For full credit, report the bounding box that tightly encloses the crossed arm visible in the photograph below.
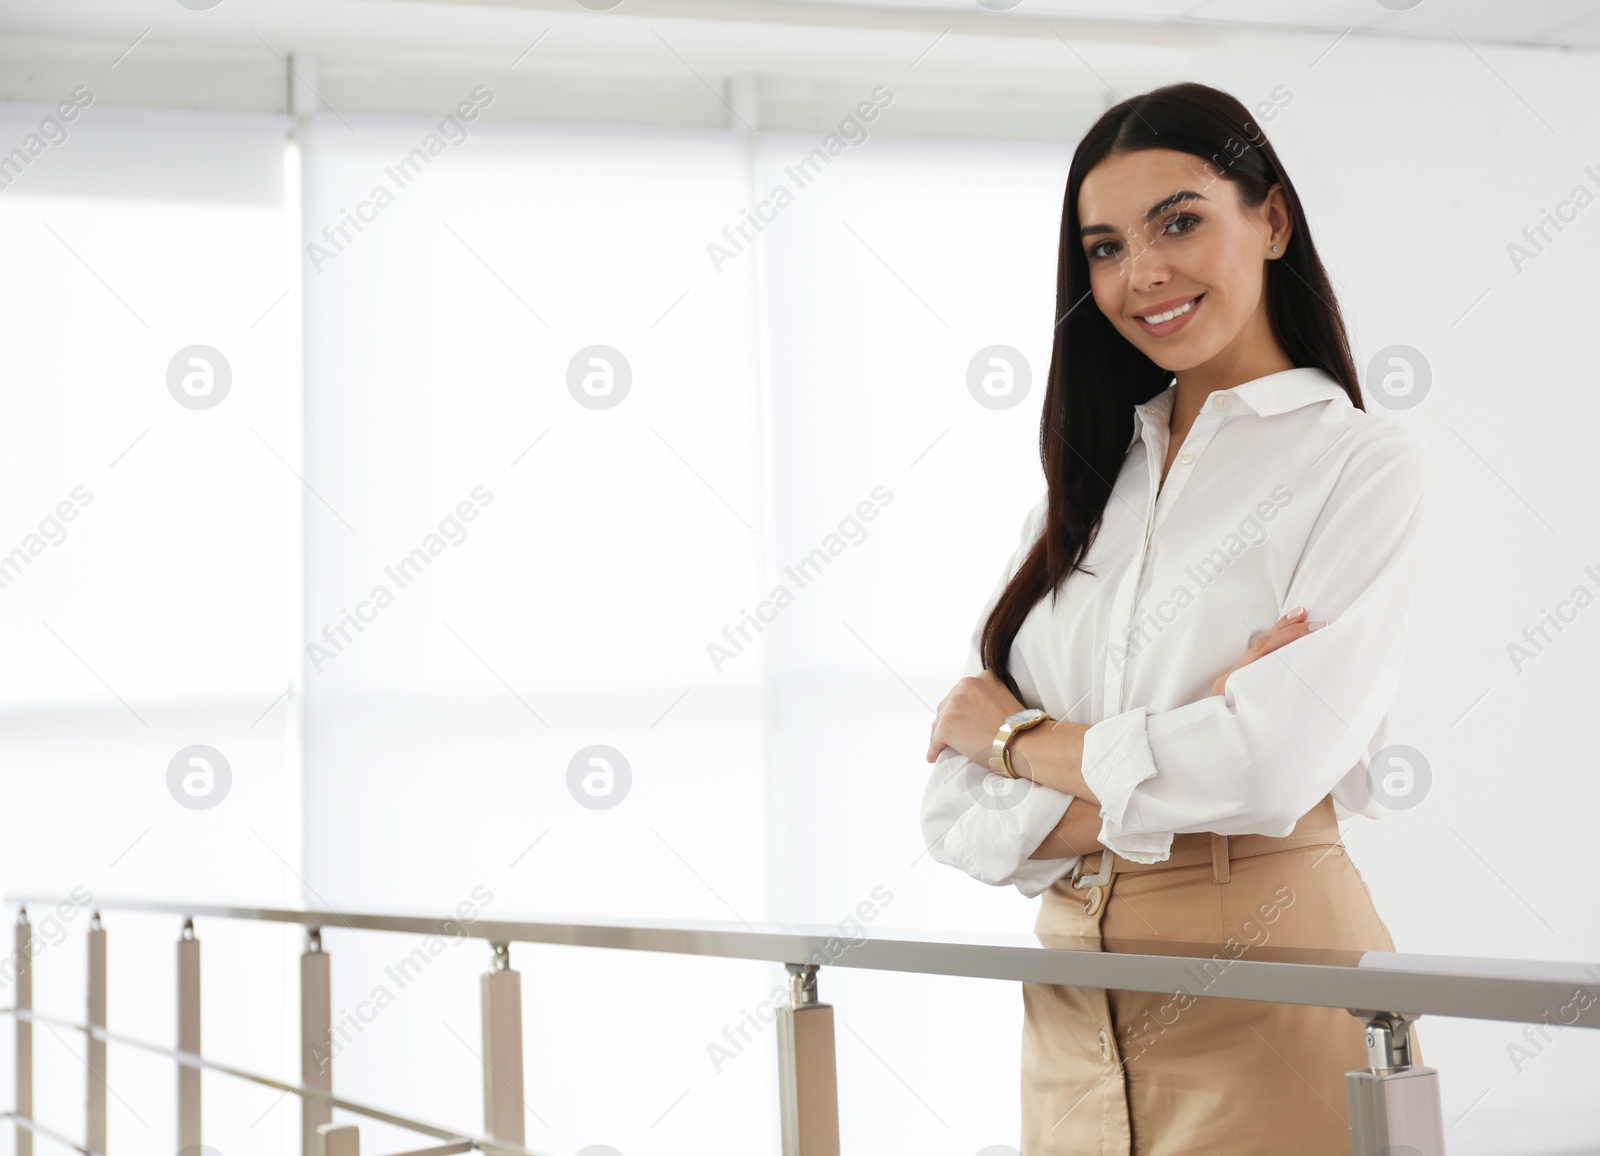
[926,609,1325,862]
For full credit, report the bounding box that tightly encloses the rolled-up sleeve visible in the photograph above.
[921,747,1079,897]
[1080,430,1435,863]
[918,495,1082,897]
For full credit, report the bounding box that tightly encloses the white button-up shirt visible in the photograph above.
[919,366,1435,897]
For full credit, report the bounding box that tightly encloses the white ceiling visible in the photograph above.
[0,0,1594,138]
[4,0,1600,57]
[3,0,1600,49]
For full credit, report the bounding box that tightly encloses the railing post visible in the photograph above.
[776,963,840,1156]
[302,928,333,1156]
[87,912,107,1156]
[317,1122,359,1156]
[1345,1009,1445,1156]
[14,908,32,1156]
[479,941,525,1145]
[177,918,202,1153]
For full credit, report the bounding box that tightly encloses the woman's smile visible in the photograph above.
[1133,291,1205,337]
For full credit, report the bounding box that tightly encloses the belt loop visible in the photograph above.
[1072,850,1115,889]
[1210,833,1230,884]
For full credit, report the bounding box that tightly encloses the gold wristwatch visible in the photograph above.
[990,707,1052,779]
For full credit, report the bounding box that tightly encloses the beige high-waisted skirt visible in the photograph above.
[1021,793,1420,1155]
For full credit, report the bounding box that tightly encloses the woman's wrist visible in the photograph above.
[1009,719,1095,802]
[1027,795,1105,861]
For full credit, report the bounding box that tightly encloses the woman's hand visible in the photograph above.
[1211,606,1327,698]
[926,670,1024,766]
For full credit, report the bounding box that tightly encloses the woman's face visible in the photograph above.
[1076,148,1289,373]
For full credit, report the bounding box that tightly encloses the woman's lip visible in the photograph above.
[1134,292,1204,336]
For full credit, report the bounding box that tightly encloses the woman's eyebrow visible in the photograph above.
[1080,190,1209,238]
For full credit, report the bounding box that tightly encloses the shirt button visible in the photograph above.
[1179,450,1194,466]
[1098,1029,1111,1060]
[1213,394,1229,410]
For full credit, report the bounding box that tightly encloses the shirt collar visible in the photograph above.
[1128,366,1352,451]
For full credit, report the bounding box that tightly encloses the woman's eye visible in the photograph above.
[1085,215,1197,260]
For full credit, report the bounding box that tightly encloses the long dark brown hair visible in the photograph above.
[981,81,1365,698]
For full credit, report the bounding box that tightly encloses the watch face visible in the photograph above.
[1008,708,1045,725]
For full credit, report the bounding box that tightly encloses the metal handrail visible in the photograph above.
[8,895,1599,1156]
[5,1111,100,1156]
[12,896,1597,1028]
[2,1008,529,1156]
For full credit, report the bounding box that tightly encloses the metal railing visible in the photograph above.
[5,896,1598,1156]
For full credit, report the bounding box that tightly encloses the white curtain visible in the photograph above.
[293,113,1067,1153]
[0,105,300,1156]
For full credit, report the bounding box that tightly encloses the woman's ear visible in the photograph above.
[1263,183,1293,256]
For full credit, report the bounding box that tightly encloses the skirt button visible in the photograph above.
[1098,1029,1111,1061]
[1082,884,1104,916]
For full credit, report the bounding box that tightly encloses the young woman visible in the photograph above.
[919,81,1434,1154]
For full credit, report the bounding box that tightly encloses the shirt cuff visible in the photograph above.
[1080,706,1171,863]
[1006,856,1081,899]
[940,775,1079,896]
